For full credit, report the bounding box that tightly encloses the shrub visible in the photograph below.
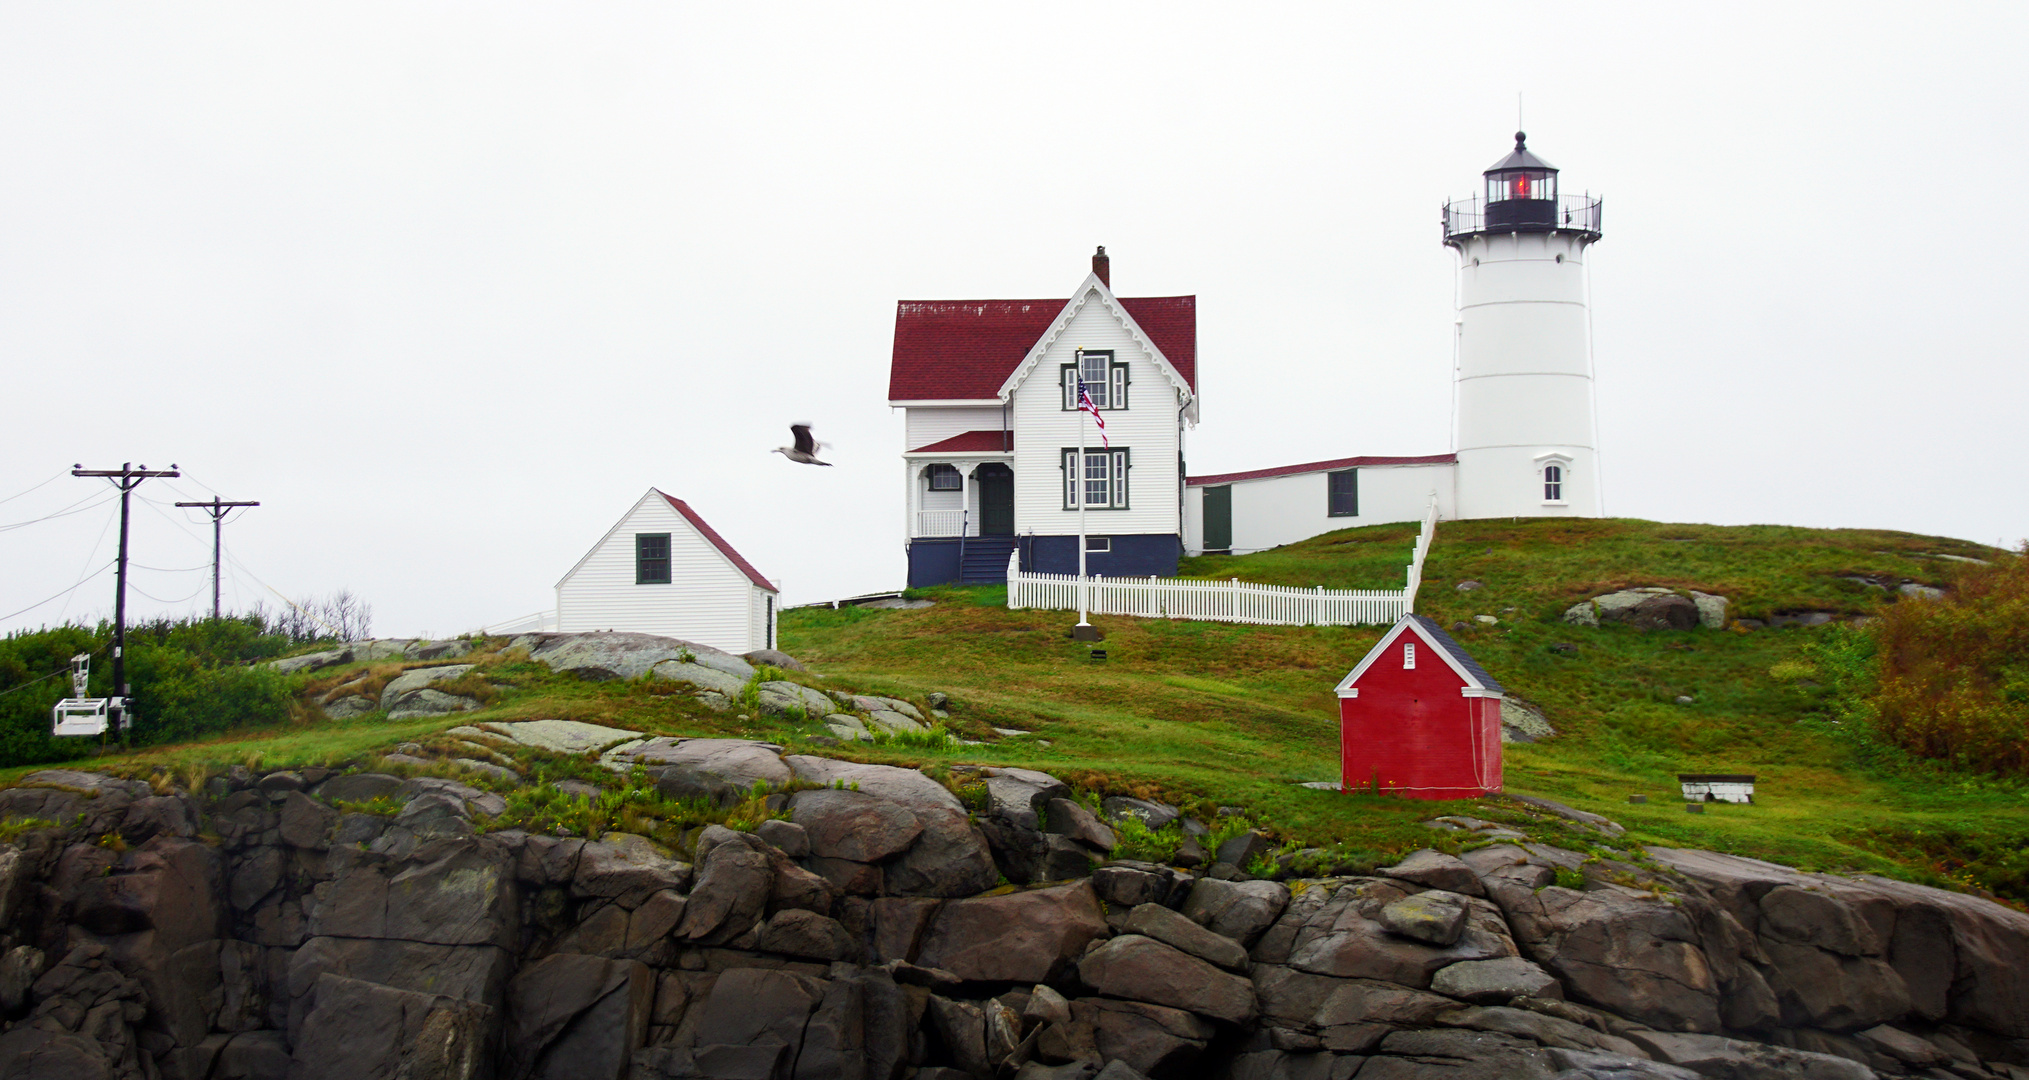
[1866,551,2029,774]
[0,618,296,766]
[1110,814,1181,863]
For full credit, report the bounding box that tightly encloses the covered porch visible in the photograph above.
[902,451,1015,539]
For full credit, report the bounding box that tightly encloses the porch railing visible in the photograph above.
[915,511,975,538]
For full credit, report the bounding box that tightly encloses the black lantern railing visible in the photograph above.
[1442,193,1602,243]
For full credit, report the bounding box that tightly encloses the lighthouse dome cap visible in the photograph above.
[1485,131,1557,175]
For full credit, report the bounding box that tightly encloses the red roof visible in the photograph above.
[1187,454,1457,487]
[888,295,1197,402]
[908,430,1013,454]
[656,490,776,592]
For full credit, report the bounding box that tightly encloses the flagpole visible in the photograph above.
[1076,365,1090,629]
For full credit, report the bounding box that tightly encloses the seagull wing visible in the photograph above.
[790,424,816,455]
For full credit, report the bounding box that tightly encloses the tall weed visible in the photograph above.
[1867,550,2029,774]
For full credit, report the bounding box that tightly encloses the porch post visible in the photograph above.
[958,465,971,538]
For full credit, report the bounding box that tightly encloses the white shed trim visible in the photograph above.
[1335,615,1499,698]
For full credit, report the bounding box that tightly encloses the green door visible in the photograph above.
[977,464,1015,536]
[1203,485,1232,551]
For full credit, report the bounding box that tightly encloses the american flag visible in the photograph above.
[1078,383,1108,448]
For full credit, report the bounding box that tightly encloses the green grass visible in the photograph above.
[776,517,2029,901]
[5,516,2024,903]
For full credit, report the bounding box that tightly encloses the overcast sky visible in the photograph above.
[3,4,2024,637]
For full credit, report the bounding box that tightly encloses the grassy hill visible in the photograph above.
[4,516,2024,904]
[777,518,2029,900]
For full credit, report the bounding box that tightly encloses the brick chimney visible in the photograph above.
[1091,246,1110,288]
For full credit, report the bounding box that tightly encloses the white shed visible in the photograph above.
[555,489,779,654]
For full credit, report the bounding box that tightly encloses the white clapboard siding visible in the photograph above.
[906,406,1004,448]
[1185,462,1457,555]
[556,489,775,654]
[1011,288,1186,535]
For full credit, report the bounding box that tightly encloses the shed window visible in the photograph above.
[1328,469,1359,517]
[1543,464,1564,503]
[927,464,961,491]
[1403,642,1416,669]
[635,533,671,585]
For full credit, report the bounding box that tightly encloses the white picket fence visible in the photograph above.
[1007,497,1438,628]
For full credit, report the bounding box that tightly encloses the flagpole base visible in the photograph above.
[1069,623,1104,642]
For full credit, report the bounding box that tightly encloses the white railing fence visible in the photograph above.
[1007,495,1439,628]
[479,610,559,635]
[915,510,973,538]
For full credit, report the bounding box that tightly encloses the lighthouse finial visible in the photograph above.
[1515,130,1527,152]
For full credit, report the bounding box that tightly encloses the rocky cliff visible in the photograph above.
[3,745,2027,1080]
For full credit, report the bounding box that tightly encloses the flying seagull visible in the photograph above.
[773,424,832,466]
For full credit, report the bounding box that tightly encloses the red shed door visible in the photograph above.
[1341,635,1489,798]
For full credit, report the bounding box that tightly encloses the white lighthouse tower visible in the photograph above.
[1445,132,1604,519]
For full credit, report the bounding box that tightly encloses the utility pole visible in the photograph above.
[175,496,259,619]
[72,462,179,738]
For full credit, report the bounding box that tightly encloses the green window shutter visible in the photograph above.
[1062,449,1078,508]
[1111,450,1129,508]
[1109,364,1127,410]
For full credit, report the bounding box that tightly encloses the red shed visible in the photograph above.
[1335,614,1505,799]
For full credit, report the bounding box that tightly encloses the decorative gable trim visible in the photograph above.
[995,274,1198,423]
[1334,615,1501,698]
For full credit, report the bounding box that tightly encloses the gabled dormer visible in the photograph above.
[887,248,1197,416]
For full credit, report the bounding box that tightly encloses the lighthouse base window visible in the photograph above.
[1543,464,1565,503]
[1061,448,1131,509]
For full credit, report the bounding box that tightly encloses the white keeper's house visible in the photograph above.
[1182,131,1606,555]
[554,488,780,653]
[888,248,1198,587]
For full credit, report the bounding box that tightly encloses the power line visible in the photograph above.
[58,504,121,625]
[175,495,259,619]
[0,642,110,700]
[0,492,119,533]
[0,668,68,700]
[129,562,210,573]
[128,580,209,605]
[0,560,115,623]
[0,472,64,508]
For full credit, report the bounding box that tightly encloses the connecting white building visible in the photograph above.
[1183,132,1604,555]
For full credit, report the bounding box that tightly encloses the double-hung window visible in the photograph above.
[1061,448,1130,509]
[1328,469,1359,517]
[1061,350,1127,411]
[635,533,671,584]
[926,464,961,491]
[1543,464,1564,503]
